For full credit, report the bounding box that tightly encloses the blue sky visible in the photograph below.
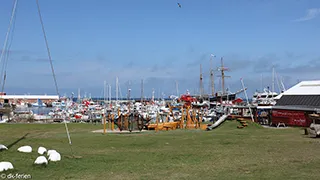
[0,0,320,98]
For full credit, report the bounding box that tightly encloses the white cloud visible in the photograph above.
[293,8,320,22]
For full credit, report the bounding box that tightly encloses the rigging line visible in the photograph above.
[36,0,74,157]
[0,0,18,89]
[0,1,18,84]
[1,5,18,93]
[35,0,60,96]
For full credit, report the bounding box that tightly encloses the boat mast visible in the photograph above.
[260,74,263,92]
[77,88,81,103]
[127,81,131,101]
[210,54,215,96]
[109,84,111,103]
[103,80,106,102]
[141,79,144,102]
[218,57,230,95]
[116,77,119,102]
[280,76,286,92]
[272,66,275,99]
[199,64,204,98]
[221,58,225,94]
[127,81,131,112]
[240,78,254,122]
[175,80,179,97]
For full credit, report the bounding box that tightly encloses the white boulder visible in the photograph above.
[0,144,8,150]
[0,162,14,172]
[48,152,61,162]
[17,145,32,153]
[34,156,48,165]
[47,150,57,156]
[37,147,47,155]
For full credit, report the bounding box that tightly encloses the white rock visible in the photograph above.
[47,150,57,156]
[48,152,61,162]
[37,147,47,155]
[0,144,8,150]
[0,162,14,172]
[34,156,48,165]
[17,145,32,153]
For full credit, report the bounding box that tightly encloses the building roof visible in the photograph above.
[273,80,320,109]
[0,95,59,100]
[281,80,320,95]
[275,95,320,107]
[272,105,320,112]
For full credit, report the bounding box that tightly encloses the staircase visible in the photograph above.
[237,118,248,129]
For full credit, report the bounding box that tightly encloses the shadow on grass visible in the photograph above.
[7,133,29,149]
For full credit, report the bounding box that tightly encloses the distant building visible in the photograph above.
[0,94,59,103]
[272,80,320,127]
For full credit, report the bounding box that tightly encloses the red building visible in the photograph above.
[271,81,320,127]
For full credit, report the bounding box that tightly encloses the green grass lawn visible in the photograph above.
[1,121,320,180]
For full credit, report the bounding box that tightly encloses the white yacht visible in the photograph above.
[252,88,278,105]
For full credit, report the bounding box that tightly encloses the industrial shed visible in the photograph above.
[272,80,320,127]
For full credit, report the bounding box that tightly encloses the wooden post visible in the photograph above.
[156,112,159,132]
[180,106,184,129]
[192,109,196,128]
[108,113,111,129]
[186,106,191,129]
[111,114,114,131]
[199,109,203,128]
[126,114,129,130]
[103,114,106,134]
[117,108,121,131]
[166,113,169,122]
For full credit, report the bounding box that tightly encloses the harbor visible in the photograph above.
[1,59,319,136]
[1,1,320,179]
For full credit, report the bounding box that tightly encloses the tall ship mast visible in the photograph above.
[209,57,245,102]
[210,54,215,96]
[199,64,204,98]
[218,57,230,95]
